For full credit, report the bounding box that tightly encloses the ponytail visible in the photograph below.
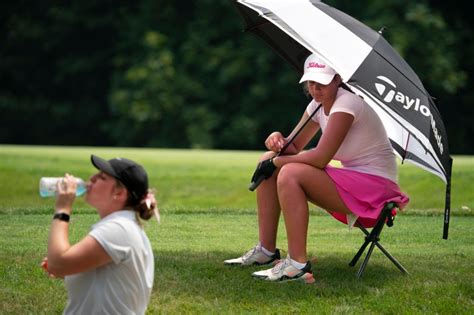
[126,189,159,223]
[134,199,155,221]
[115,179,159,224]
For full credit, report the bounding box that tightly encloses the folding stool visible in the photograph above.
[349,201,409,278]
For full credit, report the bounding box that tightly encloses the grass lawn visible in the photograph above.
[0,145,473,314]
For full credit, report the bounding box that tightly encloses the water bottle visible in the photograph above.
[39,177,87,197]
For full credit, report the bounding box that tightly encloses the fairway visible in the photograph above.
[0,145,473,314]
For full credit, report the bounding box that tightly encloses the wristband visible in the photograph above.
[53,212,70,222]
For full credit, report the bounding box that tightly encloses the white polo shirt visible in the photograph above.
[64,210,154,315]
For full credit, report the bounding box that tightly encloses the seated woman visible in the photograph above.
[224,54,409,283]
[42,155,158,313]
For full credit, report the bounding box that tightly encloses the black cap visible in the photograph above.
[91,155,148,201]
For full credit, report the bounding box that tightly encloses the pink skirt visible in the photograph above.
[324,165,409,228]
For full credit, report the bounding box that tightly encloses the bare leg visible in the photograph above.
[256,152,281,252]
[277,163,351,263]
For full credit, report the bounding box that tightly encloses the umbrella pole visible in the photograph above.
[277,104,322,156]
[248,104,321,191]
[443,157,453,239]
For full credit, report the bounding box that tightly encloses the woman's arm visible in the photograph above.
[47,234,112,278]
[46,174,112,278]
[282,111,320,154]
[274,111,354,168]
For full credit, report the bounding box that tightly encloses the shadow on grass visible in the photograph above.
[152,249,407,306]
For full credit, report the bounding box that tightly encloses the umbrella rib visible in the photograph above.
[402,133,411,163]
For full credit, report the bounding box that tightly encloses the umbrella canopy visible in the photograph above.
[234,0,453,238]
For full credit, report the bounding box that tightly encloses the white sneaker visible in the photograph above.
[224,245,281,266]
[252,257,315,283]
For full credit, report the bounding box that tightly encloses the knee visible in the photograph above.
[277,163,300,188]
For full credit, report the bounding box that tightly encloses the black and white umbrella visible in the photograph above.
[234,0,453,238]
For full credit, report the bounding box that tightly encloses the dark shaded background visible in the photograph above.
[1,0,472,153]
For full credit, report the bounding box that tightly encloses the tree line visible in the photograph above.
[1,0,472,153]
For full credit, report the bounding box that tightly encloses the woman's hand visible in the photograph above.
[55,173,77,215]
[40,257,62,279]
[265,132,287,153]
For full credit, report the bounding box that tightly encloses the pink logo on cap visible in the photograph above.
[307,62,326,69]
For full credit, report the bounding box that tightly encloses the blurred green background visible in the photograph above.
[1,145,472,214]
[1,0,473,153]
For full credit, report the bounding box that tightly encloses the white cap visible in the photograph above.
[299,54,337,85]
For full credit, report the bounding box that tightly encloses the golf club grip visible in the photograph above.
[248,104,321,191]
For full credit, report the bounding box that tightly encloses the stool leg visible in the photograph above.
[349,202,408,277]
[349,238,370,267]
[356,241,377,278]
[373,242,409,274]
[349,225,373,267]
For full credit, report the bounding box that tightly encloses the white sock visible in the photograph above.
[258,242,275,256]
[290,258,307,270]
